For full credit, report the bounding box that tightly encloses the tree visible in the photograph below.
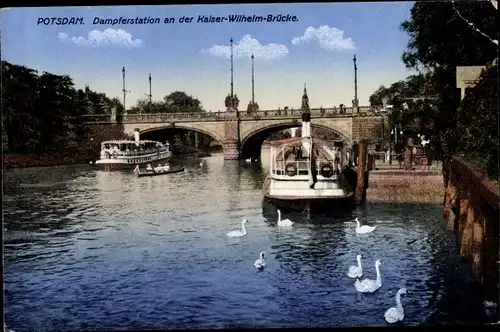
[1,62,41,152]
[401,2,497,70]
[1,60,121,155]
[164,91,204,112]
[106,97,125,115]
[398,1,498,178]
[454,63,498,178]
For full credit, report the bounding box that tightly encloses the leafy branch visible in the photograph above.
[452,1,498,45]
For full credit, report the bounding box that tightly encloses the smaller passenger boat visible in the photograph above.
[95,130,171,170]
[134,164,185,177]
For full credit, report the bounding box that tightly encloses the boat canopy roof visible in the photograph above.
[101,140,164,144]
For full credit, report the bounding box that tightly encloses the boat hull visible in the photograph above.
[95,155,171,171]
[263,192,355,213]
[262,171,355,213]
[137,167,185,177]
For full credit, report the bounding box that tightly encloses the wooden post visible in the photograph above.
[367,153,374,171]
[404,146,412,170]
[355,139,368,204]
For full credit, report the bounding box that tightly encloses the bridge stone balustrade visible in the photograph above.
[80,107,388,159]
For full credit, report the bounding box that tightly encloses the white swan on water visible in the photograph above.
[227,219,249,237]
[384,288,407,324]
[4,323,15,332]
[254,252,266,269]
[277,209,293,227]
[354,260,382,293]
[347,254,363,278]
[355,217,376,234]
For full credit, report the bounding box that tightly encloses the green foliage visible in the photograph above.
[455,64,498,178]
[1,60,123,154]
[368,72,441,149]
[2,60,209,156]
[129,90,206,113]
[400,2,497,70]
[369,1,498,179]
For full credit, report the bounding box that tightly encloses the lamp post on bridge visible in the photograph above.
[247,53,260,114]
[225,37,240,115]
[146,73,152,113]
[230,37,234,101]
[251,53,255,106]
[353,54,361,142]
[122,66,131,116]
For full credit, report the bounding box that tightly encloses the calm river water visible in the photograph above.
[3,149,486,331]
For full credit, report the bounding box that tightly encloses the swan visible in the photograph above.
[200,160,204,166]
[227,219,249,237]
[355,217,376,234]
[244,158,252,163]
[254,252,266,269]
[384,288,407,324]
[277,209,293,227]
[354,260,382,293]
[347,254,363,278]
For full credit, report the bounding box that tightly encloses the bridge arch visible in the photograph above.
[240,121,353,159]
[138,123,225,145]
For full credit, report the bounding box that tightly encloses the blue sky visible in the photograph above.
[1,3,415,111]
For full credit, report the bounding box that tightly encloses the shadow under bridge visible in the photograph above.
[139,126,223,152]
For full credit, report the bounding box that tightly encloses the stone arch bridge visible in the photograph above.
[82,107,388,159]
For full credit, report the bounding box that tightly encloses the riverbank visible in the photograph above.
[3,148,217,169]
[3,153,94,169]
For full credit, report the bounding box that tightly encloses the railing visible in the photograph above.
[79,106,385,123]
[101,147,169,158]
[368,150,442,172]
[271,159,341,177]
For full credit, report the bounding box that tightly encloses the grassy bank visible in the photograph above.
[3,153,95,169]
[3,146,219,169]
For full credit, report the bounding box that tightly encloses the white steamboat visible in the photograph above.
[95,131,171,170]
[262,112,355,213]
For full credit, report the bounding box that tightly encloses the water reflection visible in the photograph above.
[3,155,487,330]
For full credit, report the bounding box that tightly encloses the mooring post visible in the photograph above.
[367,153,374,171]
[404,146,412,170]
[355,139,368,204]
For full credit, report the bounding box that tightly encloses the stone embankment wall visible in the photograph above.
[366,170,444,204]
[443,157,499,307]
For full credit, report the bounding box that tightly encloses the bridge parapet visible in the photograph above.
[79,106,383,124]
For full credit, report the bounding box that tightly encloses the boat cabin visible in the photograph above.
[100,140,169,159]
[268,137,347,180]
